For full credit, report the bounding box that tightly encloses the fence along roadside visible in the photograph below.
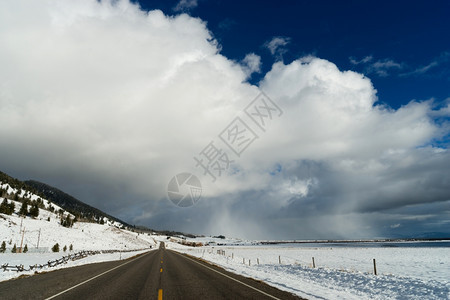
[1,248,149,273]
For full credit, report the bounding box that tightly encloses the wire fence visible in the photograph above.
[182,247,380,275]
[1,248,148,273]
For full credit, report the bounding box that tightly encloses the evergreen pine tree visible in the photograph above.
[0,198,6,214]
[12,243,17,253]
[69,244,73,251]
[8,201,15,215]
[29,203,39,218]
[63,245,67,252]
[0,241,6,253]
[65,215,72,227]
[23,244,28,253]
[0,198,13,214]
[52,243,59,252]
[18,200,28,216]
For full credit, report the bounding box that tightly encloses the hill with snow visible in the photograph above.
[0,180,156,253]
[0,171,163,282]
[0,169,161,256]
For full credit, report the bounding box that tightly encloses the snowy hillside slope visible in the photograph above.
[0,180,159,282]
[0,181,156,252]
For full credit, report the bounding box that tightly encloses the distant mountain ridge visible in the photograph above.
[24,180,130,227]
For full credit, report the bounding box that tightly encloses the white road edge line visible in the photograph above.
[172,251,282,300]
[45,251,152,300]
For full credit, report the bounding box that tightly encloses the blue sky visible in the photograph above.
[137,0,450,109]
[0,0,449,239]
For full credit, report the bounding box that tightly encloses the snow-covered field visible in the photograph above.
[170,242,450,299]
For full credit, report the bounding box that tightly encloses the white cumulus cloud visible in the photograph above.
[0,0,448,239]
[240,53,261,78]
[173,0,198,12]
[264,36,291,60]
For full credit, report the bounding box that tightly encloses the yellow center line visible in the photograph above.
[158,248,164,300]
[158,289,163,300]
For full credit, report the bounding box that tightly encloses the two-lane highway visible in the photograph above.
[0,243,302,299]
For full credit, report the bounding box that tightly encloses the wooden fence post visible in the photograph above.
[312,257,315,268]
[279,255,281,264]
[257,258,259,265]
[373,259,377,275]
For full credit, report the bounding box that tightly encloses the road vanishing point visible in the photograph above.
[0,243,303,299]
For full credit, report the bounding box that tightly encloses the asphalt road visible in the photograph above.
[0,243,303,299]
